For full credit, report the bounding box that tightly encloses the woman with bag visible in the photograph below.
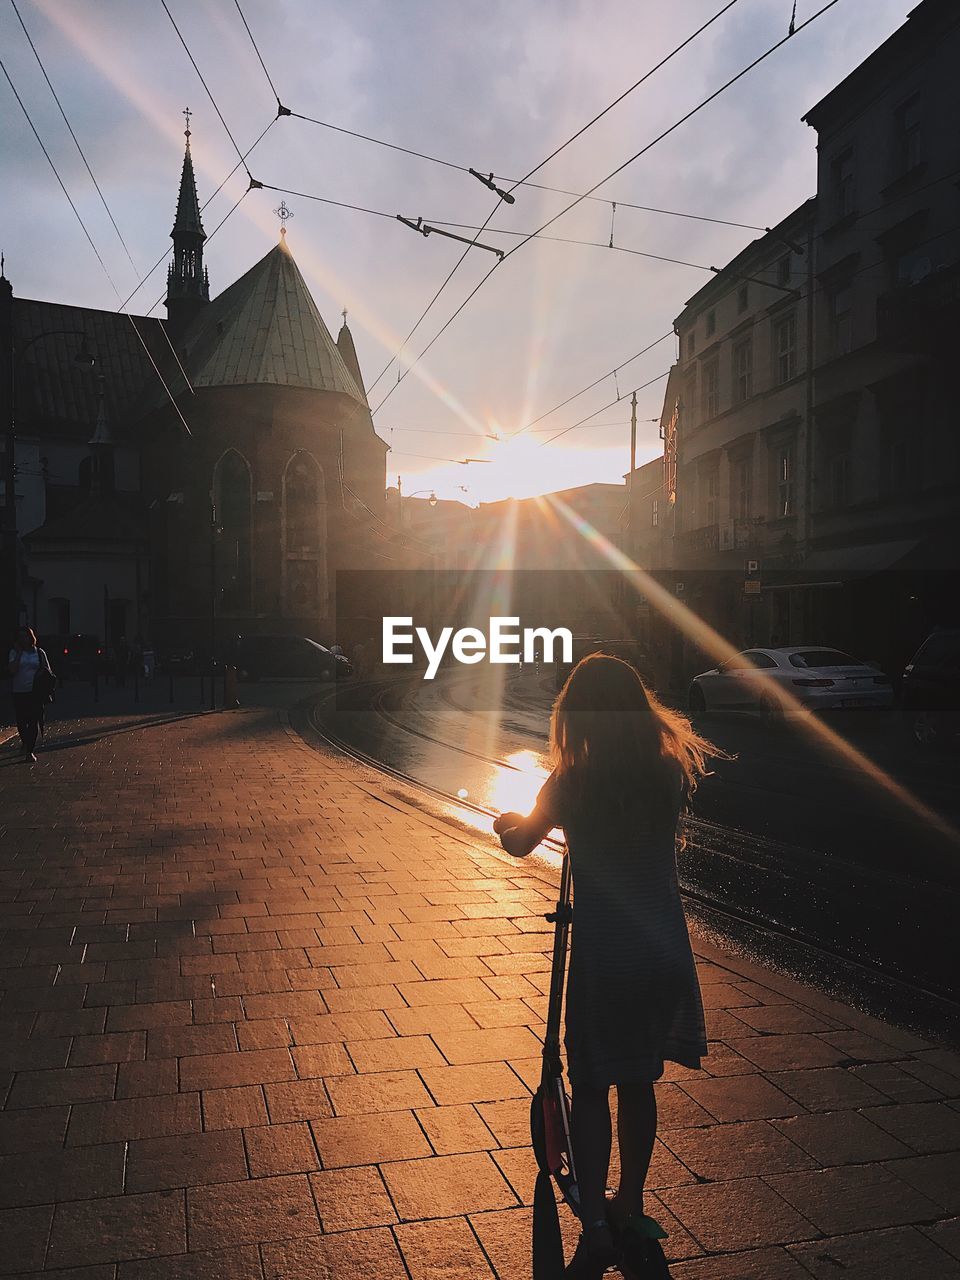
[8,626,54,763]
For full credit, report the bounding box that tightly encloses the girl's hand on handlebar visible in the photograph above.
[493,811,523,835]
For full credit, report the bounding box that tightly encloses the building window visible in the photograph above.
[733,457,752,521]
[774,314,797,384]
[737,284,748,313]
[705,309,716,337]
[829,453,850,508]
[777,445,794,517]
[701,356,720,419]
[733,338,752,403]
[282,451,327,619]
[213,450,252,613]
[685,331,696,359]
[704,471,719,526]
[777,255,791,286]
[651,498,659,528]
[830,286,852,354]
[831,149,855,218]
[894,94,921,173]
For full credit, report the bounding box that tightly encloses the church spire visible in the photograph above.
[165,108,209,334]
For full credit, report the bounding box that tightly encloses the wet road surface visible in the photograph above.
[305,668,960,1042]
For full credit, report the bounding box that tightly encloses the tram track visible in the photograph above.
[300,675,960,1037]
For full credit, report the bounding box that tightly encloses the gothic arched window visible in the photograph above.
[282,451,326,620]
[213,450,252,613]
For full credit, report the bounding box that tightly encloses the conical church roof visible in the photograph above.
[170,236,365,402]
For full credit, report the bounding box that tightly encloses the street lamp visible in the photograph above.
[2,322,96,638]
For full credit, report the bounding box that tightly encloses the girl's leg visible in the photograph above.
[570,1083,613,1225]
[14,695,31,753]
[611,1081,657,1218]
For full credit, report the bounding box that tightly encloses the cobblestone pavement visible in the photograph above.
[1,703,958,1280]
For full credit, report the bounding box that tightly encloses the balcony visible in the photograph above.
[877,260,960,352]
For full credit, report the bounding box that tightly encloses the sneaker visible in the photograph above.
[26,752,38,763]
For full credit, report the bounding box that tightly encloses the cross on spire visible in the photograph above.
[273,200,293,237]
[183,106,192,143]
[342,307,348,326]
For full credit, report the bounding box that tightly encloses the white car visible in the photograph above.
[688,647,894,721]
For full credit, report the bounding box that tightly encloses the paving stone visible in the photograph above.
[766,1067,888,1112]
[68,1092,201,1145]
[386,1004,476,1037]
[244,1121,319,1177]
[395,1216,496,1279]
[308,1165,396,1231]
[0,1104,70,1154]
[772,1110,914,1165]
[469,1205,582,1280]
[0,1142,126,1207]
[657,1178,818,1251]
[420,1061,530,1105]
[46,1190,186,1266]
[681,1075,797,1122]
[126,1129,248,1192]
[861,1100,960,1153]
[396,978,496,1007]
[475,1098,530,1147]
[202,1085,269,1131]
[346,1035,446,1073]
[381,1151,517,1219]
[849,1061,944,1103]
[415,1103,498,1154]
[288,1042,354,1078]
[6,1063,117,1109]
[661,1119,816,1180]
[881,1151,960,1212]
[787,1225,960,1278]
[310,1110,431,1167]
[670,1246,812,1279]
[187,1175,320,1249]
[320,984,405,1014]
[920,1217,960,1262]
[324,1069,433,1117]
[430,1025,542,1065]
[727,1034,850,1072]
[766,1162,943,1233]
[733,1004,838,1035]
[147,1024,238,1059]
[118,1245,265,1280]
[0,1204,54,1273]
[289,1010,394,1044]
[260,1227,408,1280]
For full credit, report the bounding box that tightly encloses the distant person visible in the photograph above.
[494,654,718,1277]
[8,626,54,763]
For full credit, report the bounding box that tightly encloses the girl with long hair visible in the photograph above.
[494,654,717,1277]
[7,626,53,763]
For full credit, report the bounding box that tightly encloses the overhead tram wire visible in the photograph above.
[370,0,839,420]
[231,0,283,109]
[10,0,138,274]
[7,3,195,394]
[118,116,277,314]
[369,0,745,408]
[538,370,673,448]
[498,0,842,267]
[160,0,250,172]
[0,55,192,437]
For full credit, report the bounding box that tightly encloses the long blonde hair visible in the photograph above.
[550,653,717,821]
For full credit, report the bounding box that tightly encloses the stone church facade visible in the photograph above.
[2,126,391,654]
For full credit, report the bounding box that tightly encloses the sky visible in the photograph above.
[1,0,917,504]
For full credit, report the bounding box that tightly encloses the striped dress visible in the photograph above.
[535,769,707,1087]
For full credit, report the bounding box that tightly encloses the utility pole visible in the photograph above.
[628,390,637,554]
[209,494,218,711]
[1,272,17,640]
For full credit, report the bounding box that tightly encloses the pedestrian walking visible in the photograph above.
[494,653,718,1278]
[7,626,54,763]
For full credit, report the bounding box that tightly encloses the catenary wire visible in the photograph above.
[118,116,276,313]
[367,0,745,405]
[0,54,192,435]
[372,0,840,419]
[10,0,138,274]
[231,0,282,107]
[160,0,249,170]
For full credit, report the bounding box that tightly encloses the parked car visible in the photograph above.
[688,646,894,722]
[229,634,352,681]
[901,629,960,749]
[39,633,104,682]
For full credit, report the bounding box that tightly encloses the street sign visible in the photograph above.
[744,579,761,595]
